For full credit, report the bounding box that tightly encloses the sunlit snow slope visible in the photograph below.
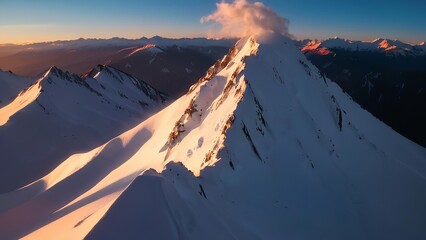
[0,70,33,108]
[0,66,167,193]
[1,36,425,240]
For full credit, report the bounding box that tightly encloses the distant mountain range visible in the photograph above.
[297,37,426,56]
[0,37,235,97]
[0,36,236,57]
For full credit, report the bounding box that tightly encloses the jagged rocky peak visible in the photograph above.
[82,63,168,103]
[97,65,168,102]
[38,67,90,92]
[42,65,82,82]
[161,36,259,173]
[188,36,258,94]
[44,65,64,77]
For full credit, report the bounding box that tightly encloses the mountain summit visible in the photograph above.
[1,36,425,240]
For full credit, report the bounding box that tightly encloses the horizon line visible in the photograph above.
[0,35,424,46]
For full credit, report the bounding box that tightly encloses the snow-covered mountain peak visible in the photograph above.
[301,39,332,55]
[1,63,168,130]
[160,36,259,174]
[81,64,168,103]
[157,35,426,239]
[187,36,256,92]
[41,65,83,85]
[36,66,105,102]
[44,65,64,77]
[378,39,391,48]
[93,65,168,103]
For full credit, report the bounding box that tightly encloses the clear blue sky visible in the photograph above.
[0,0,425,44]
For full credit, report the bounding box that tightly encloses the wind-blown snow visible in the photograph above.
[0,36,425,240]
[201,0,291,39]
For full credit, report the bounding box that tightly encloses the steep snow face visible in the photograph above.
[0,70,33,108]
[0,77,40,126]
[0,66,167,193]
[1,36,426,240]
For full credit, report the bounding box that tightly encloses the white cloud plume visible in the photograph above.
[201,0,292,39]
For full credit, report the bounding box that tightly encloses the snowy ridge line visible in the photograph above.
[300,37,426,56]
[0,64,168,194]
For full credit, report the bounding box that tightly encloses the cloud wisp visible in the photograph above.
[201,0,292,39]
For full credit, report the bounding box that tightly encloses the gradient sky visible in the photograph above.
[0,0,425,44]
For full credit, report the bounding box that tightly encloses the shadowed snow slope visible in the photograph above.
[1,36,425,240]
[0,70,33,108]
[0,66,167,193]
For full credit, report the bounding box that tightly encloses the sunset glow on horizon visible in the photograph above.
[1,0,425,45]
